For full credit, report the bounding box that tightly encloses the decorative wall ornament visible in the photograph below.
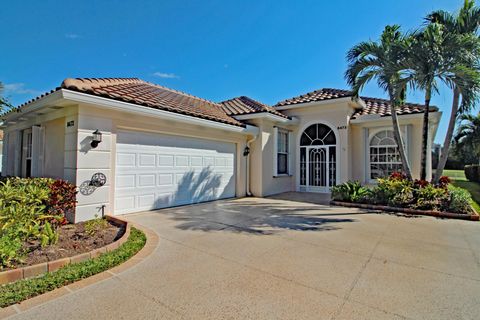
[79,172,107,196]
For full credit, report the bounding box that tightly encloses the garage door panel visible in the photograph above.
[114,131,236,215]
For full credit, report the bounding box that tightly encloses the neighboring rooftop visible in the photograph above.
[61,78,244,126]
[274,88,436,118]
[220,96,288,118]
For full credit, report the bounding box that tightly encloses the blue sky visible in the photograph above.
[0,0,469,143]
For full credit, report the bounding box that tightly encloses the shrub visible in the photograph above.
[437,176,451,189]
[447,186,474,214]
[372,176,414,207]
[47,179,77,225]
[0,177,77,268]
[84,216,109,236]
[413,184,449,211]
[465,165,480,182]
[331,181,370,202]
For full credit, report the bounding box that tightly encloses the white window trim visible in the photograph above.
[366,127,408,183]
[273,127,291,177]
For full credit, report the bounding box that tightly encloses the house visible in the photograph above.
[0,78,441,222]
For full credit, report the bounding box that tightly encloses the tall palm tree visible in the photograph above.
[455,112,480,163]
[345,25,413,179]
[407,22,480,180]
[426,0,480,182]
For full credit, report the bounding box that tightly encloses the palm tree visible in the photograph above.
[406,22,480,180]
[455,112,480,163]
[426,0,480,182]
[345,25,413,179]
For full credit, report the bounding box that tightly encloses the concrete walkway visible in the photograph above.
[8,196,480,319]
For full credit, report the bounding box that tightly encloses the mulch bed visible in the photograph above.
[12,221,125,269]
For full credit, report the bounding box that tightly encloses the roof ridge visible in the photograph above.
[61,77,223,108]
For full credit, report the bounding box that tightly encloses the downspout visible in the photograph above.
[245,134,257,196]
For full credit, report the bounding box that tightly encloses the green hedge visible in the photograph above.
[0,227,146,308]
[465,165,480,183]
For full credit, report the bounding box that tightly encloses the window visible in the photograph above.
[277,129,289,174]
[369,130,402,180]
[22,129,33,177]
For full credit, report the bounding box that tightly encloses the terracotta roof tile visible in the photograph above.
[220,96,288,118]
[274,88,437,118]
[60,78,244,127]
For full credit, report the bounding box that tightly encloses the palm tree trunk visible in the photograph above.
[434,86,460,183]
[390,100,413,180]
[420,90,432,181]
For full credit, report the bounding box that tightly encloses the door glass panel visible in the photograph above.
[309,148,327,187]
[300,148,306,186]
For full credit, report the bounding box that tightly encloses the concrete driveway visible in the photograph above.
[9,195,480,320]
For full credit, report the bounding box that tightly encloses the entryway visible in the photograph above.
[299,123,337,193]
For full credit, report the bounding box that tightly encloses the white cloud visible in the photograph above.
[3,83,40,95]
[65,33,81,39]
[153,72,179,79]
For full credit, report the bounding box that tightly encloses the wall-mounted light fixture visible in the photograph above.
[91,129,102,148]
[243,146,250,156]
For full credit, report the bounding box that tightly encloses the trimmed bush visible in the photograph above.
[465,165,480,182]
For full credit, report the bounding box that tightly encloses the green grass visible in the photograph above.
[443,169,467,181]
[0,227,146,308]
[444,169,480,213]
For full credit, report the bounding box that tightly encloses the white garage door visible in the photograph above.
[114,130,236,215]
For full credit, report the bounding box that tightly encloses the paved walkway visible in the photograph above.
[8,196,480,319]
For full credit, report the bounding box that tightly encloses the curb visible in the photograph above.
[0,221,158,318]
[330,201,480,221]
[0,216,130,285]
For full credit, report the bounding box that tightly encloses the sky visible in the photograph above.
[0,0,471,143]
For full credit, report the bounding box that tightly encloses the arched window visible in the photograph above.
[369,130,402,179]
[300,123,336,146]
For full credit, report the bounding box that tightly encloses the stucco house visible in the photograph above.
[0,78,441,222]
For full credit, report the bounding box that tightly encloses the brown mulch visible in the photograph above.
[13,221,125,268]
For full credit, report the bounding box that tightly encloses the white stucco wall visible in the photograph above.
[73,104,250,222]
[248,118,295,197]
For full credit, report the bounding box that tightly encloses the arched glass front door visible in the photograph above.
[299,123,337,192]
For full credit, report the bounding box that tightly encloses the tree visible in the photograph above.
[0,82,13,113]
[454,112,480,163]
[406,21,480,180]
[345,25,413,179]
[426,0,480,181]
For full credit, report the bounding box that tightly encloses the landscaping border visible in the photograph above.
[0,215,130,285]
[0,222,158,318]
[330,201,480,221]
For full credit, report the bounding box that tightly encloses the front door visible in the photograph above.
[302,146,336,192]
[299,123,337,193]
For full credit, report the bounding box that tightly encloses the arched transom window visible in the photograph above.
[300,123,336,146]
[369,130,402,179]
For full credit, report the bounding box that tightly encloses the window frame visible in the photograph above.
[368,129,403,182]
[274,128,290,176]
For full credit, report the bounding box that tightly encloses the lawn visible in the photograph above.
[444,169,480,213]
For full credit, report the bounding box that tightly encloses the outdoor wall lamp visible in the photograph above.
[91,129,102,148]
[243,146,250,156]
